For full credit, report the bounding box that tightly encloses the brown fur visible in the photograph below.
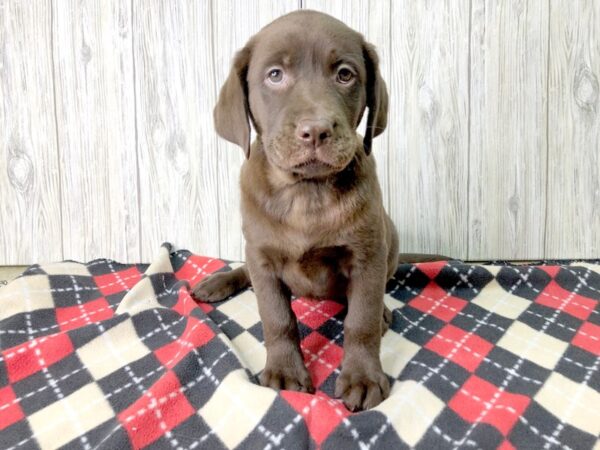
[192,10,448,411]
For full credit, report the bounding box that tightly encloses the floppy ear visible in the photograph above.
[362,42,388,155]
[214,46,252,158]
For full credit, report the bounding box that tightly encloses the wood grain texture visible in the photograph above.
[469,0,549,260]
[546,0,600,258]
[3,1,600,264]
[52,0,139,262]
[388,0,470,259]
[304,0,391,211]
[0,1,62,265]
[134,1,221,261]
[213,0,298,261]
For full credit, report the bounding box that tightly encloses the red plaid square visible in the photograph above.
[55,297,114,331]
[410,283,468,322]
[425,324,493,372]
[118,371,195,448]
[536,280,597,321]
[572,322,600,356]
[293,298,344,329]
[175,256,225,286]
[301,332,343,388]
[173,287,204,316]
[498,439,517,450]
[3,333,74,383]
[0,386,25,430]
[449,375,530,435]
[154,317,215,368]
[94,267,142,296]
[281,391,350,445]
[416,260,447,279]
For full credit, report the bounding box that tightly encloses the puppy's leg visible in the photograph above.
[335,253,390,411]
[192,266,250,302]
[247,256,314,393]
[382,305,392,336]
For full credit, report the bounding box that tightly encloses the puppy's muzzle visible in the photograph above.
[295,119,335,150]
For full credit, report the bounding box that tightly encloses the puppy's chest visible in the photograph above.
[279,185,357,231]
[279,245,353,299]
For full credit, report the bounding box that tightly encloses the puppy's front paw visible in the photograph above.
[260,359,314,393]
[335,362,390,411]
[191,272,236,302]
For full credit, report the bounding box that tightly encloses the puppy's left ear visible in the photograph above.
[362,42,388,155]
[214,45,252,158]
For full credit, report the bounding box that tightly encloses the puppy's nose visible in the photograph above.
[296,119,334,148]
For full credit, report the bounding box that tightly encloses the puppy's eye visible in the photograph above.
[336,67,355,84]
[267,68,284,83]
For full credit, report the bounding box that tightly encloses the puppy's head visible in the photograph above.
[214,10,388,179]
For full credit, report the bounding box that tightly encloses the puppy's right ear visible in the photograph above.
[214,46,252,158]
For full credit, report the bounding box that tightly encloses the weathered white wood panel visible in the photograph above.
[469,0,549,260]
[134,1,222,261]
[213,0,299,261]
[0,1,62,265]
[388,0,470,259]
[304,0,391,211]
[52,0,139,262]
[2,1,600,264]
[546,0,600,258]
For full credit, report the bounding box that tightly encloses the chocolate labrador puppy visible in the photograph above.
[192,10,445,411]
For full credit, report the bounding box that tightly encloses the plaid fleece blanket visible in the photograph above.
[1,244,599,450]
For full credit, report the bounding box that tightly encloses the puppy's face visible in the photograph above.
[214,10,388,179]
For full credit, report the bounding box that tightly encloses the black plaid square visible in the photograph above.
[496,266,553,300]
[450,302,513,344]
[324,410,409,450]
[0,421,38,450]
[399,349,470,403]
[131,309,187,351]
[415,408,482,450]
[239,396,311,450]
[387,264,431,303]
[47,274,101,307]
[97,353,164,414]
[554,345,600,391]
[12,353,93,416]
[171,338,239,410]
[391,305,446,346]
[68,315,127,349]
[146,414,227,450]
[474,346,551,397]
[0,310,59,347]
[434,264,495,301]
[509,401,596,450]
[555,266,600,301]
[519,303,583,342]
[247,321,265,343]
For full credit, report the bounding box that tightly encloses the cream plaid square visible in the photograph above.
[535,372,600,436]
[28,383,114,448]
[0,275,54,321]
[232,331,267,376]
[472,278,531,319]
[497,322,568,369]
[217,290,261,329]
[43,262,92,276]
[76,319,151,379]
[375,380,445,447]
[199,369,277,448]
[381,331,420,378]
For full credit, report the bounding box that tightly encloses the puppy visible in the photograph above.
[193,10,443,411]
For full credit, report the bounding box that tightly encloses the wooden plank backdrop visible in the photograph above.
[1,0,599,264]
